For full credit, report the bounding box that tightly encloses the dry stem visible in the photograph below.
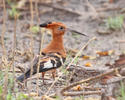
[1,0,6,56]
[61,65,125,96]
[29,0,34,58]
[11,15,17,94]
[28,0,34,95]
[67,37,96,69]
[1,0,7,99]
[43,37,96,96]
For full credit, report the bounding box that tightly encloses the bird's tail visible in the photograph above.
[16,69,31,82]
[17,56,39,82]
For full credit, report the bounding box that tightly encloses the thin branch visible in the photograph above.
[1,0,6,56]
[11,15,17,94]
[36,18,45,96]
[35,0,40,25]
[2,0,7,99]
[60,64,125,96]
[35,0,45,95]
[62,90,102,96]
[29,0,34,59]
[67,37,96,69]
[28,0,34,95]
[43,37,96,96]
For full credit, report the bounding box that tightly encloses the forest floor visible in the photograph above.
[0,0,125,100]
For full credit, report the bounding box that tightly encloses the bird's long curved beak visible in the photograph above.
[40,22,88,37]
[67,28,88,37]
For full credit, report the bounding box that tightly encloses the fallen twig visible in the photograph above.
[69,64,108,73]
[62,90,102,96]
[27,2,82,16]
[61,64,125,96]
[2,70,22,73]
[105,76,125,84]
[67,37,96,69]
[48,87,101,97]
[43,37,96,96]
[96,6,121,12]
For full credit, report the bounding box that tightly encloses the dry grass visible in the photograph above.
[1,0,125,100]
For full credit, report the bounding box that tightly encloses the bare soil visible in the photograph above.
[0,0,125,99]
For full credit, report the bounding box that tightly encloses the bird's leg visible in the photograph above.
[51,69,56,80]
[41,72,45,84]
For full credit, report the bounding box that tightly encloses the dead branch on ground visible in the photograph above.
[61,64,125,96]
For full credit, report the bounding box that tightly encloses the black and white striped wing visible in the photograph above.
[16,52,66,82]
[39,52,66,72]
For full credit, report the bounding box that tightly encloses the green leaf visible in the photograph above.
[30,26,40,34]
[106,15,124,31]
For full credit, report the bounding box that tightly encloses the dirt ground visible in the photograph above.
[0,0,125,100]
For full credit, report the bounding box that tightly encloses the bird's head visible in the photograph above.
[40,22,66,36]
[40,21,88,37]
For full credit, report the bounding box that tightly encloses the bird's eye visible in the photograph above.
[58,26,64,30]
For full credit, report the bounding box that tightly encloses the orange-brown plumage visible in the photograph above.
[17,22,87,83]
[17,22,67,83]
[42,36,66,57]
[41,22,66,57]
[41,22,67,82]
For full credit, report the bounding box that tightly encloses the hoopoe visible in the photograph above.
[17,22,86,83]
[17,22,66,83]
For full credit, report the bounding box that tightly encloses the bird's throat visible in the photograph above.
[50,35,64,49]
[42,35,66,57]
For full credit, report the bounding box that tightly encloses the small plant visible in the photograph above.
[30,26,40,34]
[0,71,33,100]
[106,15,124,31]
[7,0,20,19]
[9,5,20,19]
[117,82,125,100]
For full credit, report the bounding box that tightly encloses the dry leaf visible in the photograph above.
[120,68,125,76]
[73,85,83,91]
[96,51,108,56]
[82,55,90,60]
[106,54,125,68]
[85,62,92,67]
[114,54,125,66]
[82,55,96,60]
[24,92,38,97]
[101,75,113,84]
[96,50,114,56]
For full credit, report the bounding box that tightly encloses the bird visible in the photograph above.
[17,22,67,83]
[16,21,87,83]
